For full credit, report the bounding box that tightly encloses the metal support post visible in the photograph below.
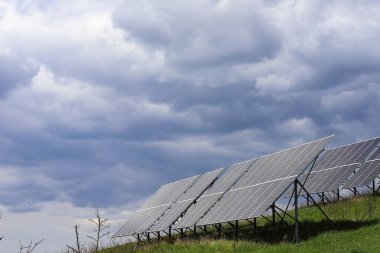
[321,192,325,204]
[137,233,140,244]
[354,187,357,196]
[294,180,299,243]
[373,180,376,195]
[180,228,184,238]
[194,225,197,238]
[218,223,222,238]
[157,231,161,241]
[253,217,257,235]
[272,203,276,241]
[204,225,207,234]
[337,188,340,201]
[147,232,150,242]
[168,226,172,241]
[235,220,239,240]
[307,194,310,207]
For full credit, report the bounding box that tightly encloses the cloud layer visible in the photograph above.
[0,0,380,251]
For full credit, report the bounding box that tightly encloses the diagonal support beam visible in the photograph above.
[275,205,296,222]
[273,207,290,228]
[296,179,332,223]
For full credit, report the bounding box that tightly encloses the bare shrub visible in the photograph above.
[88,208,110,253]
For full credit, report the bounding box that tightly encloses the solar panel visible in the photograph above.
[370,146,380,160]
[291,138,380,195]
[147,168,223,232]
[300,163,360,193]
[173,159,257,229]
[196,135,334,226]
[343,159,380,188]
[114,175,200,237]
[312,138,380,172]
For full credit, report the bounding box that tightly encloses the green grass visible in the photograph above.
[102,194,380,253]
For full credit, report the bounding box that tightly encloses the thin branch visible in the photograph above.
[0,211,3,241]
[19,239,44,253]
[67,224,81,253]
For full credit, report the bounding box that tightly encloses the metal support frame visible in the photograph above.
[227,221,237,230]
[347,187,361,196]
[291,179,333,242]
[198,225,212,236]
[316,192,331,203]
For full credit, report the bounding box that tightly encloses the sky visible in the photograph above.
[0,0,380,252]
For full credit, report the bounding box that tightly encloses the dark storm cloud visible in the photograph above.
[113,0,282,72]
[0,55,38,97]
[0,0,380,216]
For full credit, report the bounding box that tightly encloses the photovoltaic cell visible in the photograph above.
[344,159,380,188]
[114,175,200,237]
[173,159,257,229]
[148,168,223,232]
[196,135,334,226]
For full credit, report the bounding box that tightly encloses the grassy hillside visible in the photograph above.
[102,194,380,253]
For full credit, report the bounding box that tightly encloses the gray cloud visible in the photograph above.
[0,0,379,218]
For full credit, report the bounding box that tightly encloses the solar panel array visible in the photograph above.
[148,168,223,232]
[114,175,200,236]
[196,136,334,226]
[344,159,380,188]
[295,138,380,194]
[115,135,380,238]
[173,159,257,229]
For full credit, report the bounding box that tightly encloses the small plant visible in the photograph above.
[88,208,110,253]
